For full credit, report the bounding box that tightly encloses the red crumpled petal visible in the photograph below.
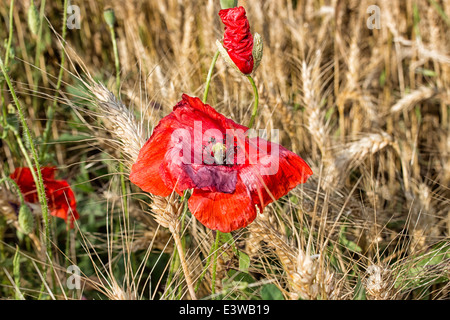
[239,138,313,211]
[219,6,254,74]
[9,167,39,203]
[188,177,256,233]
[44,179,79,228]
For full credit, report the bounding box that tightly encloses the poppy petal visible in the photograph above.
[41,167,56,180]
[10,167,80,228]
[188,177,256,233]
[10,167,39,203]
[45,179,79,228]
[129,121,175,197]
[239,138,313,210]
[174,94,249,133]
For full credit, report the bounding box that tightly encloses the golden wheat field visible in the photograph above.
[0,0,449,303]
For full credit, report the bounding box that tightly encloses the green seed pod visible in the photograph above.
[103,8,116,28]
[18,205,34,235]
[252,33,263,72]
[28,1,40,36]
[220,0,238,9]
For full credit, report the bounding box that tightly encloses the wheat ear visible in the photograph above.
[151,195,197,300]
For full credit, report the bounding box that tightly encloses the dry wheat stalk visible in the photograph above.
[150,194,197,300]
[406,183,440,254]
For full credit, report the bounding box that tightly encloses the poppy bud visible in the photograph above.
[28,1,40,36]
[104,8,116,28]
[220,0,238,9]
[19,204,34,235]
[218,6,263,75]
[252,33,263,72]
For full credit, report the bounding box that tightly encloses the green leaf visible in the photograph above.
[379,69,386,86]
[227,269,255,285]
[260,283,284,300]
[415,68,437,77]
[13,246,23,300]
[238,251,250,273]
[395,241,450,290]
[339,226,362,253]
[353,277,366,300]
[54,133,91,143]
[325,106,335,121]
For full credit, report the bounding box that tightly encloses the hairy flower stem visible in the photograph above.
[0,56,52,271]
[247,75,259,128]
[31,0,46,114]
[40,0,68,161]
[202,50,220,103]
[4,0,14,67]
[1,0,15,129]
[108,24,121,96]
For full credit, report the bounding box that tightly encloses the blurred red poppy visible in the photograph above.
[130,94,312,233]
[219,6,254,74]
[10,167,79,228]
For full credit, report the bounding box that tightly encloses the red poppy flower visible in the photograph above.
[219,6,254,75]
[130,94,312,233]
[10,167,79,228]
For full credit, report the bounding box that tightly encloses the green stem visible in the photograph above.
[119,161,129,221]
[40,0,68,161]
[2,0,14,128]
[166,198,189,299]
[194,243,215,293]
[32,0,47,113]
[4,0,14,67]
[0,177,24,204]
[211,230,221,298]
[247,75,259,128]
[165,244,180,298]
[0,56,52,268]
[203,50,220,103]
[109,25,120,96]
